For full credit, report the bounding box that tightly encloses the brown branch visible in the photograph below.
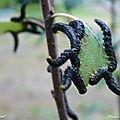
[110,0,120,116]
[40,0,68,120]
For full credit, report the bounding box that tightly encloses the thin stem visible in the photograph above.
[110,0,119,116]
[40,0,68,120]
[51,13,77,20]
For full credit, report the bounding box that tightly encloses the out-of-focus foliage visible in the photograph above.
[0,0,39,9]
[0,0,15,8]
[18,0,39,3]
[63,0,83,11]
[30,0,39,3]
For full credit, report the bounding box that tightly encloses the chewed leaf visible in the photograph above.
[79,23,108,86]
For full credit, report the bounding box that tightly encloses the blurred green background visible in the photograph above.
[0,0,120,120]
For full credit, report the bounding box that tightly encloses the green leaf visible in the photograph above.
[0,22,24,34]
[79,24,108,86]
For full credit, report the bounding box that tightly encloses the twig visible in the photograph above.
[40,0,68,120]
[110,0,120,117]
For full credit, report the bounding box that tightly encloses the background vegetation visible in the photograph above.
[0,0,120,120]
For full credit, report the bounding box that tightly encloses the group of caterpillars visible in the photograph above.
[47,18,120,119]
